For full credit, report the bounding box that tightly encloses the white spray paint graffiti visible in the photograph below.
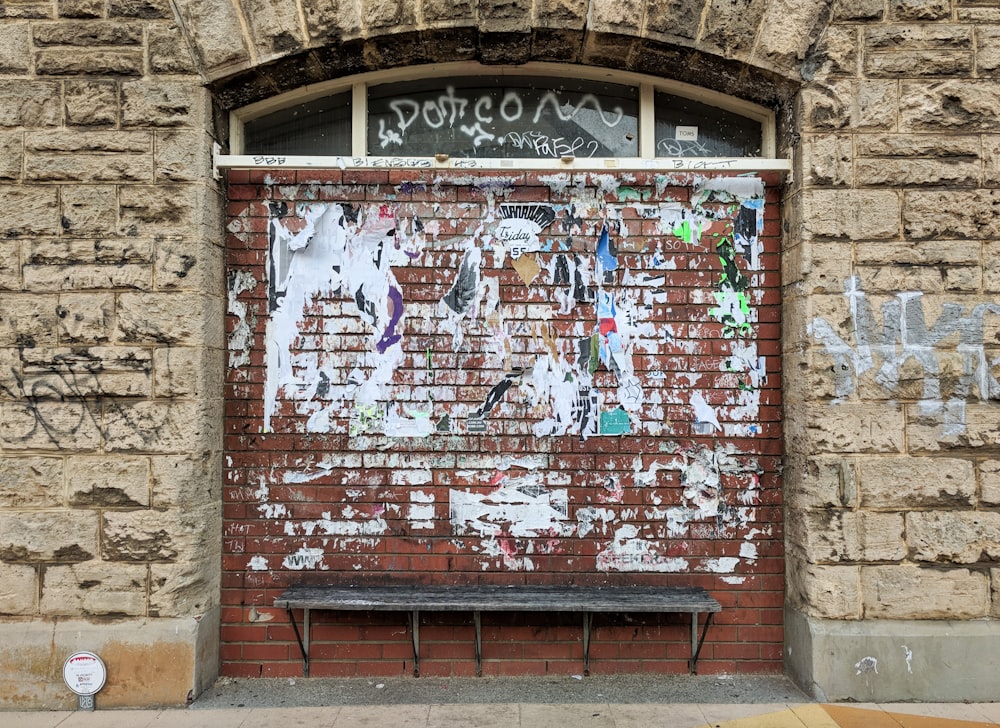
[855,656,879,675]
[810,276,1000,436]
[374,85,633,157]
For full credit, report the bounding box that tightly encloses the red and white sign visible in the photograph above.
[63,652,106,696]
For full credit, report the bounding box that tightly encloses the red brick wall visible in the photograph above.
[223,167,783,678]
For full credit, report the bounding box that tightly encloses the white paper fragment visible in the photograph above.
[690,391,722,432]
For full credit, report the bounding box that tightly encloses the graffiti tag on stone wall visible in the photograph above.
[0,349,168,449]
[810,276,1000,436]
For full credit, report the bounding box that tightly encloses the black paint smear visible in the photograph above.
[476,379,513,418]
[268,201,288,218]
[561,205,584,233]
[553,254,570,286]
[373,237,387,270]
[175,255,196,278]
[331,265,342,296]
[734,204,757,248]
[576,336,591,371]
[315,370,330,399]
[341,203,359,224]
[717,238,748,293]
[475,369,523,418]
[266,217,284,313]
[355,285,377,326]
[554,253,593,302]
[573,385,596,440]
[443,249,479,314]
[573,255,594,303]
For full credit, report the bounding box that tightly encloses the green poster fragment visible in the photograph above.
[600,407,631,436]
[617,186,643,202]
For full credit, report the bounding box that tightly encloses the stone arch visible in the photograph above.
[170,1,830,119]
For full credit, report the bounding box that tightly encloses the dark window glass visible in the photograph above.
[654,92,762,158]
[367,77,639,158]
[244,92,352,156]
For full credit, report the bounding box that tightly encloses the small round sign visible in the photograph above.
[63,651,106,697]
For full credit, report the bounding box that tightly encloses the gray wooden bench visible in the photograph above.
[275,584,721,677]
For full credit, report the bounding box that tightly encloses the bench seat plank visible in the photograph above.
[275,584,721,613]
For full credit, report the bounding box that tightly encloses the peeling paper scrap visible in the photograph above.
[690,391,721,432]
[596,525,689,573]
[449,486,571,538]
[510,253,541,286]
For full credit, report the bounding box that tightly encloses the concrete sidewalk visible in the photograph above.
[6,703,1000,728]
[5,676,1000,727]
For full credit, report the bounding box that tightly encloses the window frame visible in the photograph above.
[223,62,786,172]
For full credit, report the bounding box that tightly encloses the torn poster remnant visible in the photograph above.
[250,174,769,441]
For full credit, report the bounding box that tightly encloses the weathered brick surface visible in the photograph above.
[223,169,784,676]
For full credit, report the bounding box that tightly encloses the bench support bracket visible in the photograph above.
[410,610,421,677]
[474,611,483,676]
[285,606,311,677]
[688,612,714,674]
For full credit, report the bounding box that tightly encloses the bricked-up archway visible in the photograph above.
[223,165,783,677]
[194,0,1000,702]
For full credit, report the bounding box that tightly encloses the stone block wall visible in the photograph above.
[784,0,1000,701]
[1,0,999,707]
[0,0,224,709]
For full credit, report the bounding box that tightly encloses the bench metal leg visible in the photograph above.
[285,607,311,677]
[410,609,421,677]
[583,612,592,676]
[474,611,482,677]
[688,611,714,674]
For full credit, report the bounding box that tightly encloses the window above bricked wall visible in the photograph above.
[227,63,779,168]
